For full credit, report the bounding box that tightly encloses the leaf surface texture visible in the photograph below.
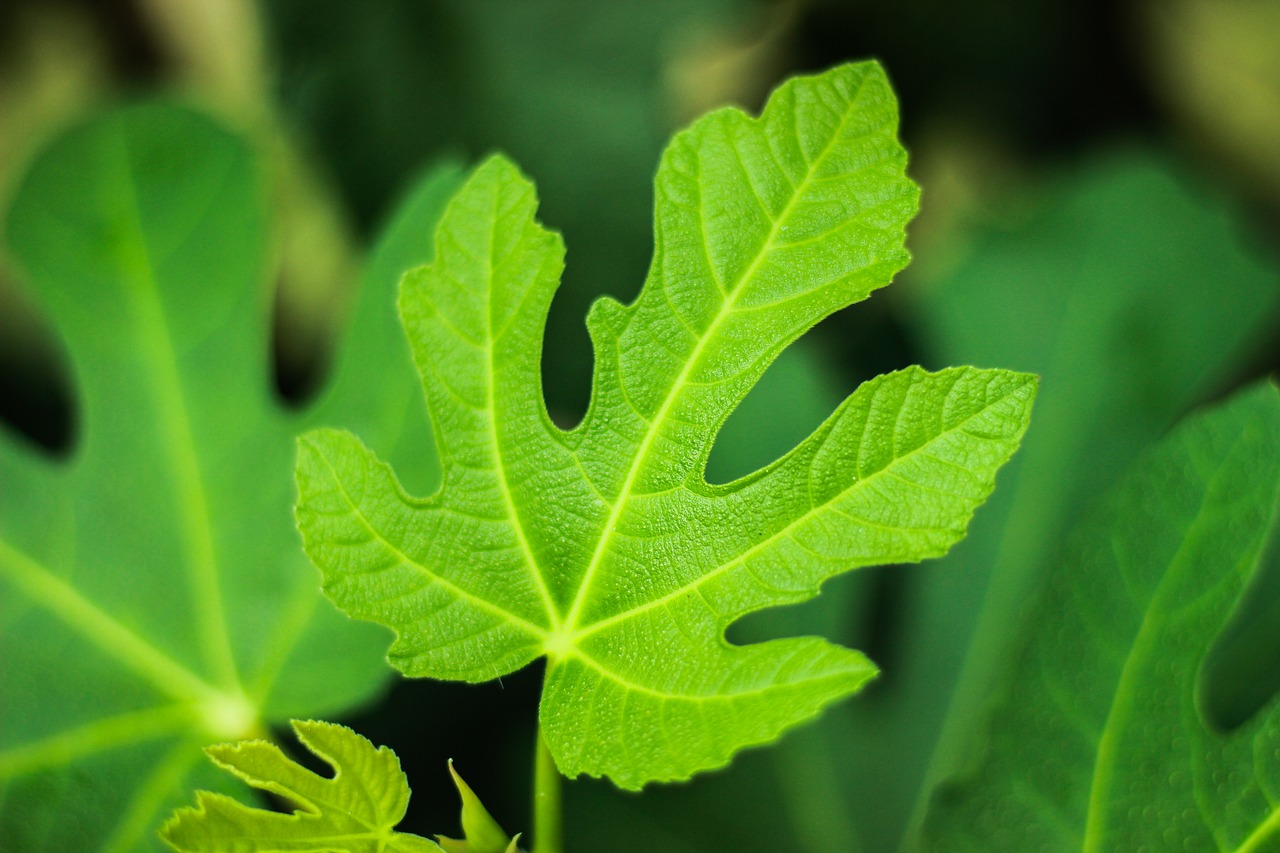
[163,720,440,852]
[297,62,1037,787]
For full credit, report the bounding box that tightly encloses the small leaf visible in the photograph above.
[161,720,440,852]
[922,381,1280,849]
[297,61,1037,788]
[435,760,512,853]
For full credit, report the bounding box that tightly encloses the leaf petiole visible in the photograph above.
[531,726,562,853]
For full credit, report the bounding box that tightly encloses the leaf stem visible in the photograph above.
[531,726,563,853]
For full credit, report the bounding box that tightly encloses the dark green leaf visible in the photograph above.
[0,103,462,851]
[923,381,1280,850]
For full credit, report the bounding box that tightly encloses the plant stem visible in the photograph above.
[531,726,563,853]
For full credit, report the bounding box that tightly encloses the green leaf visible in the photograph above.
[435,761,514,853]
[922,381,1280,849]
[297,61,1036,788]
[262,0,736,417]
[0,103,462,850]
[833,152,1280,853]
[161,720,440,853]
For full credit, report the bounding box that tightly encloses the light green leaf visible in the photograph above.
[922,381,1280,850]
[435,761,514,853]
[162,720,440,853]
[0,103,461,850]
[296,61,1037,788]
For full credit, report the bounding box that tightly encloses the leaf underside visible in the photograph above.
[296,61,1038,788]
[922,382,1280,851]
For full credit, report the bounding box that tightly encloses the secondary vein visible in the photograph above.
[0,704,195,779]
[312,440,549,640]
[576,370,1007,640]
[113,129,240,692]
[563,76,868,632]
[0,537,224,706]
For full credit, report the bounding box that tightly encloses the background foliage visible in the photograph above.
[1,1,1278,851]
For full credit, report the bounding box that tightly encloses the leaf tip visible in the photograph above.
[447,759,511,852]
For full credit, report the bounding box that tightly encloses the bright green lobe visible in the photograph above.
[161,720,441,852]
[296,62,1038,788]
[922,382,1280,850]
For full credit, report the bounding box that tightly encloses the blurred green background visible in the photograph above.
[1,1,1278,850]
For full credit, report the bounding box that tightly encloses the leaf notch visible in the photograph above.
[296,61,1037,788]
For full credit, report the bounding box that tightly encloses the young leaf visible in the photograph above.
[435,761,516,853]
[162,720,440,852]
[922,382,1280,849]
[296,61,1037,788]
[0,104,461,850]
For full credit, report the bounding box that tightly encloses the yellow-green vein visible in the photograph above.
[482,180,561,631]
[0,705,196,779]
[0,537,223,705]
[574,374,1005,641]
[566,644,867,702]
[309,436,549,640]
[563,74,872,632]
[100,737,204,853]
[112,128,240,691]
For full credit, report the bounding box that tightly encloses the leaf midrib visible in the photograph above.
[0,537,224,705]
[574,374,1018,642]
[567,642,866,702]
[1081,429,1246,851]
[308,437,548,641]
[480,182,561,632]
[562,70,873,634]
[112,128,240,692]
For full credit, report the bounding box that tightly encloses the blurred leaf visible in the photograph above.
[0,103,461,851]
[162,720,440,852]
[923,381,1280,849]
[837,152,1280,852]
